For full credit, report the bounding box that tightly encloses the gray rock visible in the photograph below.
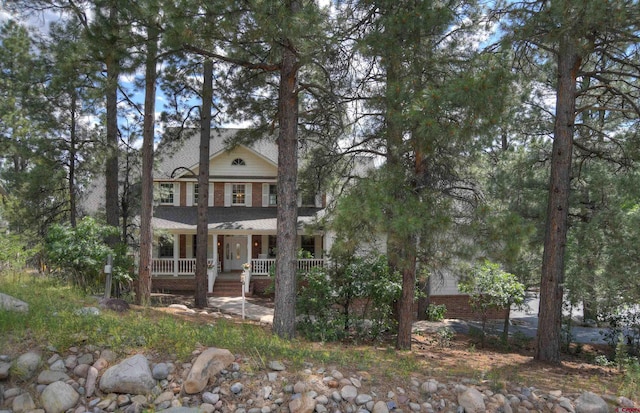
[558,397,575,413]
[574,392,608,413]
[203,392,220,405]
[77,353,94,365]
[153,363,170,380]
[421,380,438,394]
[183,347,234,395]
[12,393,36,413]
[231,382,244,394]
[74,307,100,316]
[372,401,389,413]
[0,362,10,380]
[355,394,372,405]
[154,391,175,405]
[289,393,316,413]
[268,361,286,371]
[156,408,200,413]
[49,359,66,371]
[37,370,70,384]
[457,387,485,413]
[13,351,41,380]
[0,292,29,312]
[85,366,98,397]
[341,385,358,401]
[40,381,80,413]
[99,354,155,395]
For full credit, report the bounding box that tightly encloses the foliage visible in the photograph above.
[0,271,420,374]
[425,304,447,322]
[434,326,454,348]
[458,260,525,337]
[43,217,132,292]
[0,232,37,270]
[296,253,401,343]
[599,305,640,357]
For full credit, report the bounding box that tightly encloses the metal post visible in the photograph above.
[104,254,113,299]
[240,272,246,319]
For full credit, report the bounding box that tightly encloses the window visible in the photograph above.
[301,190,316,207]
[301,235,315,257]
[231,158,246,166]
[232,184,246,205]
[159,237,173,258]
[159,183,174,204]
[193,183,199,204]
[269,184,277,206]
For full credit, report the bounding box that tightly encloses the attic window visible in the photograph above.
[231,158,246,166]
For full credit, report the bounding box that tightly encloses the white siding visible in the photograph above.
[245,183,252,207]
[430,269,462,295]
[173,183,180,206]
[208,183,214,206]
[262,183,269,207]
[186,182,194,206]
[210,146,277,177]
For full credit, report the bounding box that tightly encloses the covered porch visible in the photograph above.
[150,206,327,296]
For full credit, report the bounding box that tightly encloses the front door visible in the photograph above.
[224,236,247,271]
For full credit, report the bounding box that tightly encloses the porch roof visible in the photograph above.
[152,206,324,232]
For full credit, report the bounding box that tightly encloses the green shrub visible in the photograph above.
[296,252,400,342]
[44,217,132,293]
[425,304,447,321]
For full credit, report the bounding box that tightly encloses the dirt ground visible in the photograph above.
[147,293,623,398]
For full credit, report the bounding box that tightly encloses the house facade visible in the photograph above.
[149,129,326,295]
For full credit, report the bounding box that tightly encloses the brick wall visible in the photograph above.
[429,295,508,321]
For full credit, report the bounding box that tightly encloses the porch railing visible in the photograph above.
[151,258,324,277]
[249,258,325,275]
[151,259,218,276]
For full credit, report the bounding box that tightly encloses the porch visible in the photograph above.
[150,258,326,297]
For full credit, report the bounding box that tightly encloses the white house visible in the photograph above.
[148,128,326,295]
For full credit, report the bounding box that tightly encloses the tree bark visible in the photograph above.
[68,92,77,228]
[137,22,158,306]
[273,1,301,339]
[195,59,213,308]
[535,34,581,364]
[104,3,120,246]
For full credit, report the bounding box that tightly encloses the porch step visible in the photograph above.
[209,279,253,297]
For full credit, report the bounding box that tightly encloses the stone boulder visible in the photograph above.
[457,386,485,413]
[0,292,29,313]
[183,348,235,394]
[40,381,80,413]
[99,354,155,395]
[575,392,609,413]
[13,351,41,380]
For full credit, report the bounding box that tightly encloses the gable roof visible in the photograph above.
[155,128,279,180]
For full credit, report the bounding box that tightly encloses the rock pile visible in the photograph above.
[0,344,636,413]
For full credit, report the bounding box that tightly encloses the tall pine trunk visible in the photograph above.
[535,34,581,363]
[69,92,77,227]
[273,0,301,339]
[137,22,158,306]
[105,3,120,246]
[195,59,213,308]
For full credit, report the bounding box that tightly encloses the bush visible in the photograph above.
[425,304,447,321]
[296,253,401,342]
[599,305,640,357]
[44,217,132,293]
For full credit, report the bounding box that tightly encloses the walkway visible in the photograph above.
[208,297,274,324]
[207,295,609,345]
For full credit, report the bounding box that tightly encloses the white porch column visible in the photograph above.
[246,235,252,265]
[173,233,179,277]
[212,234,220,275]
[245,235,252,293]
